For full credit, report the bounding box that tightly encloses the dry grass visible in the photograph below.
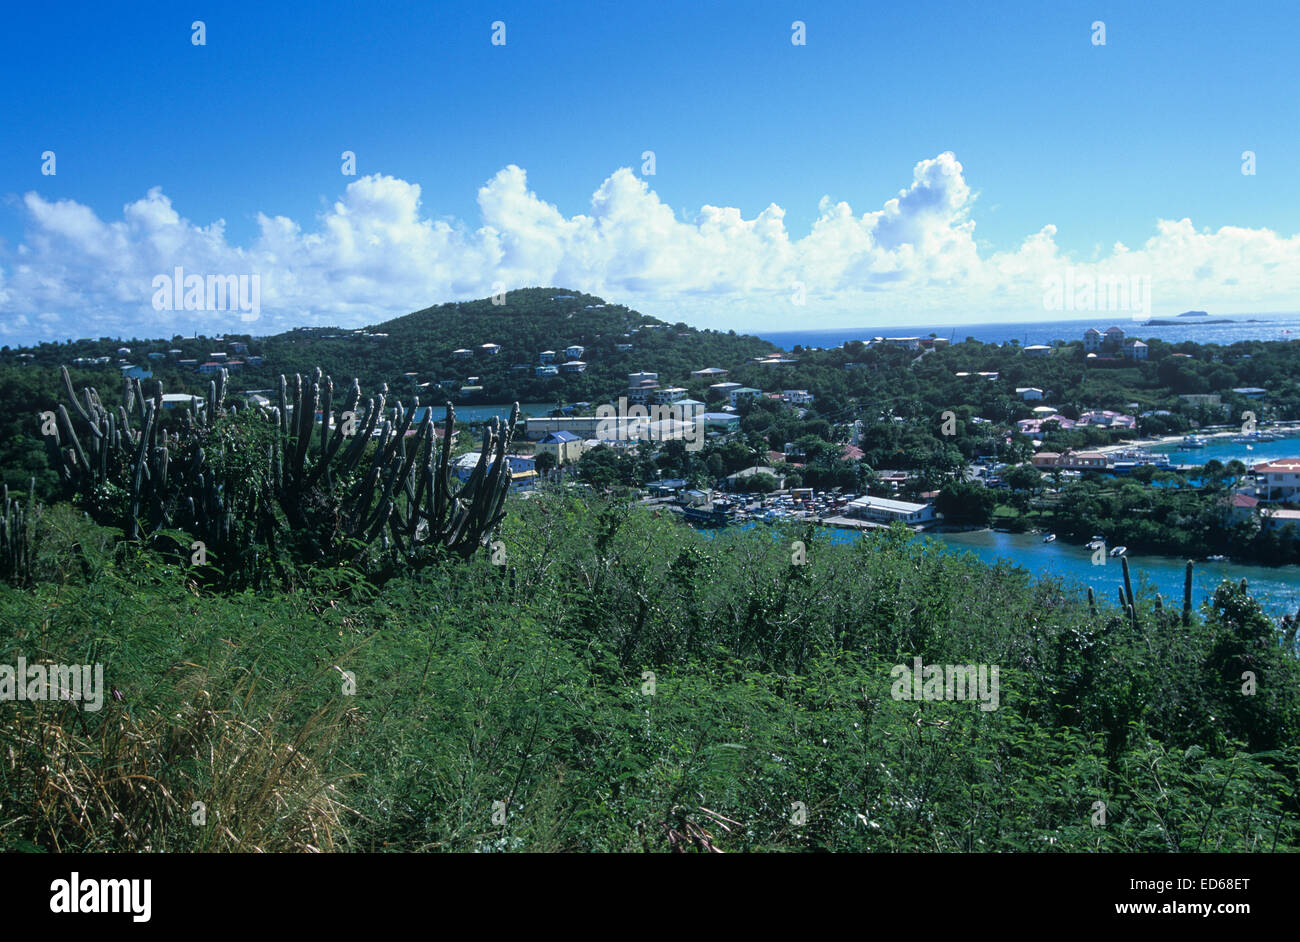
[0,661,358,852]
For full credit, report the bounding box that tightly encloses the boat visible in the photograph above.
[1207,554,1227,562]
[683,504,734,527]
[1182,435,1208,448]
[1042,533,1056,543]
[1109,546,1127,557]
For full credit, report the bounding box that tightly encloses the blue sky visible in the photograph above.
[2,0,1298,343]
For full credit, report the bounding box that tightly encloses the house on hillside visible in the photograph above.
[653,387,688,405]
[536,431,584,466]
[627,371,660,405]
[726,466,785,490]
[1252,459,1300,502]
[1124,339,1148,361]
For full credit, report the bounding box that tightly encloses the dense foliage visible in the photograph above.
[2,495,1296,852]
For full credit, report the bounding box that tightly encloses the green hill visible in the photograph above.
[0,288,777,410]
[255,288,777,404]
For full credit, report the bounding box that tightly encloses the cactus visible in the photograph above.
[1183,560,1194,626]
[1118,556,1139,629]
[0,480,38,587]
[1086,585,1096,614]
[43,365,518,585]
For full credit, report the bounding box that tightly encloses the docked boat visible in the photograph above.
[1207,554,1227,562]
[1109,545,1128,557]
[1182,435,1208,448]
[683,504,734,527]
[1042,533,1056,543]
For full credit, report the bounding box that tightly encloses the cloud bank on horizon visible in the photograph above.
[3,152,1299,343]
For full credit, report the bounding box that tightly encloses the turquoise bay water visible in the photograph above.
[919,529,1299,620]
[704,522,1300,619]
[1149,433,1300,468]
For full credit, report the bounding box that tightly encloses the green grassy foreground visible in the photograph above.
[1,496,1297,852]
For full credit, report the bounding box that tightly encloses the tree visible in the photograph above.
[1004,464,1043,494]
[935,480,996,526]
[534,451,557,479]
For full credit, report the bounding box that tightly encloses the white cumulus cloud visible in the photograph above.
[2,152,1298,342]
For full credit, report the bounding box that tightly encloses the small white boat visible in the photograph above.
[1042,533,1056,543]
[1207,554,1227,562]
[1109,545,1128,557]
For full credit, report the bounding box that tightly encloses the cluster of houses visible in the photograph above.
[1016,408,1138,437]
[451,342,589,379]
[1084,326,1147,361]
[69,339,265,379]
[1230,459,1300,533]
[863,336,950,352]
[994,327,1149,361]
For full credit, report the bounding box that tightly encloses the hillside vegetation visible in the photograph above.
[1,495,1297,852]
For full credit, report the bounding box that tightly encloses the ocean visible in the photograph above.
[756,312,1300,351]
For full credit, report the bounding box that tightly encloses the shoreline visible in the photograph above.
[1093,423,1300,456]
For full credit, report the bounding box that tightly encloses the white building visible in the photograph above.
[848,495,934,524]
[652,386,688,404]
[1253,459,1300,502]
[627,371,660,405]
[1016,387,1045,401]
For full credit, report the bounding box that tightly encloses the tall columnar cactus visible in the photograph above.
[1120,556,1137,629]
[43,365,518,584]
[1183,561,1194,626]
[0,480,37,587]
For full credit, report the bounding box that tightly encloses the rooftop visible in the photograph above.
[1254,459,1300,474]
[848,495,930,513]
